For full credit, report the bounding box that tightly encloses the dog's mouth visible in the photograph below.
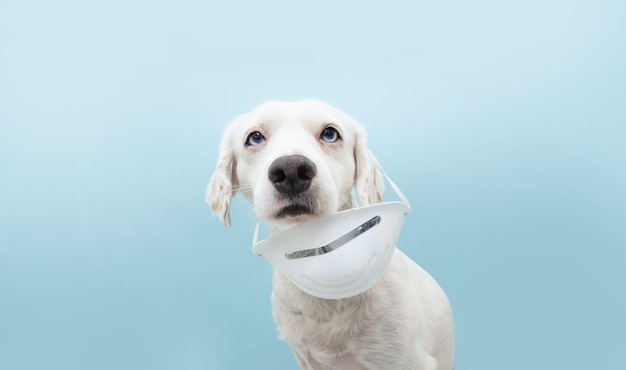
[276,204,314,218]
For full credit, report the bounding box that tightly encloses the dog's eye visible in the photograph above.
[245,131,266,147]
[321,127,340,143]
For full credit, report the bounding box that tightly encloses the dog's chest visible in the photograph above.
[271,275,411,369]
[276,308,370,369]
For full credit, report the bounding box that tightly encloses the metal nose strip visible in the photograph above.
[284,215,381,260]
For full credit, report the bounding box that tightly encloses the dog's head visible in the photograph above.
[206,100,383,230]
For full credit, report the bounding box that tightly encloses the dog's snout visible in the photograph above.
[268,155,317,195]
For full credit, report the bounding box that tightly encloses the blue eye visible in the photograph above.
[245,131,266,146]
[321,127,340,143]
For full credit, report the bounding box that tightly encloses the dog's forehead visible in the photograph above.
[244,100,348,130]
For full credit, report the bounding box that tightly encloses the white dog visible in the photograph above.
[207,100,455,370]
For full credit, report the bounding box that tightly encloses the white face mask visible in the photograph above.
[252,165,411,300]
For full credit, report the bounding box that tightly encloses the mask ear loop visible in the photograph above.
[253,220,262,256]
[367,152,411,213]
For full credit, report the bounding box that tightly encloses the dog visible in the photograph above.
[207,100,455,370]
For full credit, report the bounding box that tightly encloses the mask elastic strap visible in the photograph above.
[383,172,410,210]
[253,219,261,252]
[367,152,411,211]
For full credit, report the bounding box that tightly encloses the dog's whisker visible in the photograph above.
[232,185,254,193]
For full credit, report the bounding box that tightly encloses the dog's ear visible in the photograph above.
[206,125,239,228]
[354,125,384,206]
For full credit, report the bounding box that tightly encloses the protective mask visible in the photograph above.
[252,163,410,300]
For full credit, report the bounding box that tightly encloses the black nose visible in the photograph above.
[268,155,317,196]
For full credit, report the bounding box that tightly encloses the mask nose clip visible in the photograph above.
[284,215,382,260]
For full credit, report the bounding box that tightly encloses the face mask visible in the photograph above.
[252,163,410,300]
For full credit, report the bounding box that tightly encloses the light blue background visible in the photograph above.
[1,1,624,369]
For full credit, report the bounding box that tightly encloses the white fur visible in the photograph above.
[207,100,455,369]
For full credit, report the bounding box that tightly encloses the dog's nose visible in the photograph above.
[268,155,317,196]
